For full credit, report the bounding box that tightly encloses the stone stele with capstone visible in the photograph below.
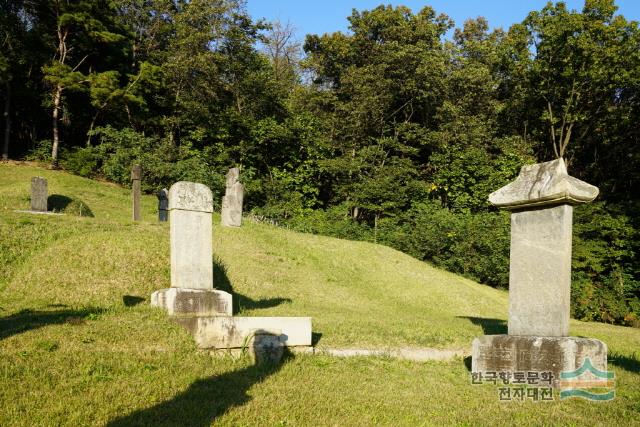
[151,181,233,316]
[151,181,312,357]
[471,158,607,387]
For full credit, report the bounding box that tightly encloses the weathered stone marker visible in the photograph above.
[151,181,232,316]
[471,159,607,386]
[30,177,48,212]
[152,181,312,353]
[131,164,142,221]
[221,167,244,227]
[169,182,213,289]
[156,188,169,222]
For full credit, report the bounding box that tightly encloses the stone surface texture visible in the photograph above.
[30,177,48,212]
[508,204,573,336]
[489,158,598,209]
[150,288,232,316]
[221,167,244,227]
[248,331,285,364]
[169,181,213,290]
[157,188,169,222]
[471,335,608,387]
[131,164,142,221]
[175,316,312,349]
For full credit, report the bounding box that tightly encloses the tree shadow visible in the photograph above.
[463,356,472,371]
[0,307,106,340]
[457,316,507,335]
[107,338,291,426]
[213,256,291,315]
[123,296,145,307]
[609,352,640,374]
[48,194,94,217]
[47,194,72,211]
[312,332,323,346]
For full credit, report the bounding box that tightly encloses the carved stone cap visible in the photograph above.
[169,181,213,213]
[489,158,599,210]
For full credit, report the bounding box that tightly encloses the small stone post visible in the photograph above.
[30,177,48,212]
[221,167,244,227]
[150,181,232,316]
[131,164,142,221]
[471,159,608,386]
[157,188,169,222]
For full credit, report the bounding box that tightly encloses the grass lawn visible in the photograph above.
[1,162,639,426]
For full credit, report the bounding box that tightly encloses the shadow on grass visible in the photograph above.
[0,307,106,340]
[48,194,94,217]
[312,332,323,346]
[107,341,290,426]
[457,316,507,335]
[463,356,472,371]
[123,295,145,307]
[213,256,291,315]
[609,352,640,374]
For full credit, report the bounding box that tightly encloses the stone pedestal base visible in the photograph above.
[472,335,607,387]
[175,316,312,349]
[151,288,232,316]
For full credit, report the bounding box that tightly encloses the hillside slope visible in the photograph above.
[1,163,639,426]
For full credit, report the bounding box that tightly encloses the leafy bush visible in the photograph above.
[62,147,100,177]
[382,202,510,288]
[25,140,53,162]
[60,126,225,198]
[572,202,639,325]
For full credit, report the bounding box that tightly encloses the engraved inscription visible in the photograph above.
[169,181,213,212]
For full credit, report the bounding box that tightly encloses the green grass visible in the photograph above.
[1,162,639,426]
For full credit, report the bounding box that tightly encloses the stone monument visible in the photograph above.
[131,164,142,221]
[152,182,312,354]
[471,158,607,386]
[31,177,48,212]
[157,188,169,222]
[151,181,232,316]
[221,167,244,227]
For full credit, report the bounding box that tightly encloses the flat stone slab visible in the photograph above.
[151,288,232,316]
[175,316,312,349]
[14,210,63,216]
[472,335,607,387]
[318,347,464,361]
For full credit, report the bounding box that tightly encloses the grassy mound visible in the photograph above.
[1,162,639,426]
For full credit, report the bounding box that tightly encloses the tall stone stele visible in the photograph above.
[471,159,608,386]
[151,181,232,316]
[31,177,48,212]
[131,164,142,221]
[221,167,244,227]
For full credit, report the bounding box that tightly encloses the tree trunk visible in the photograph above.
[86,111,99,146]
[374,213,378,244]
[51,84,62,168]
[2,82,10,160]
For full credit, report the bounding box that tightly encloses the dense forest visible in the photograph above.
[1,0,638,326]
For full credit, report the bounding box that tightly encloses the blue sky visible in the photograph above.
[246,1,640,41]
